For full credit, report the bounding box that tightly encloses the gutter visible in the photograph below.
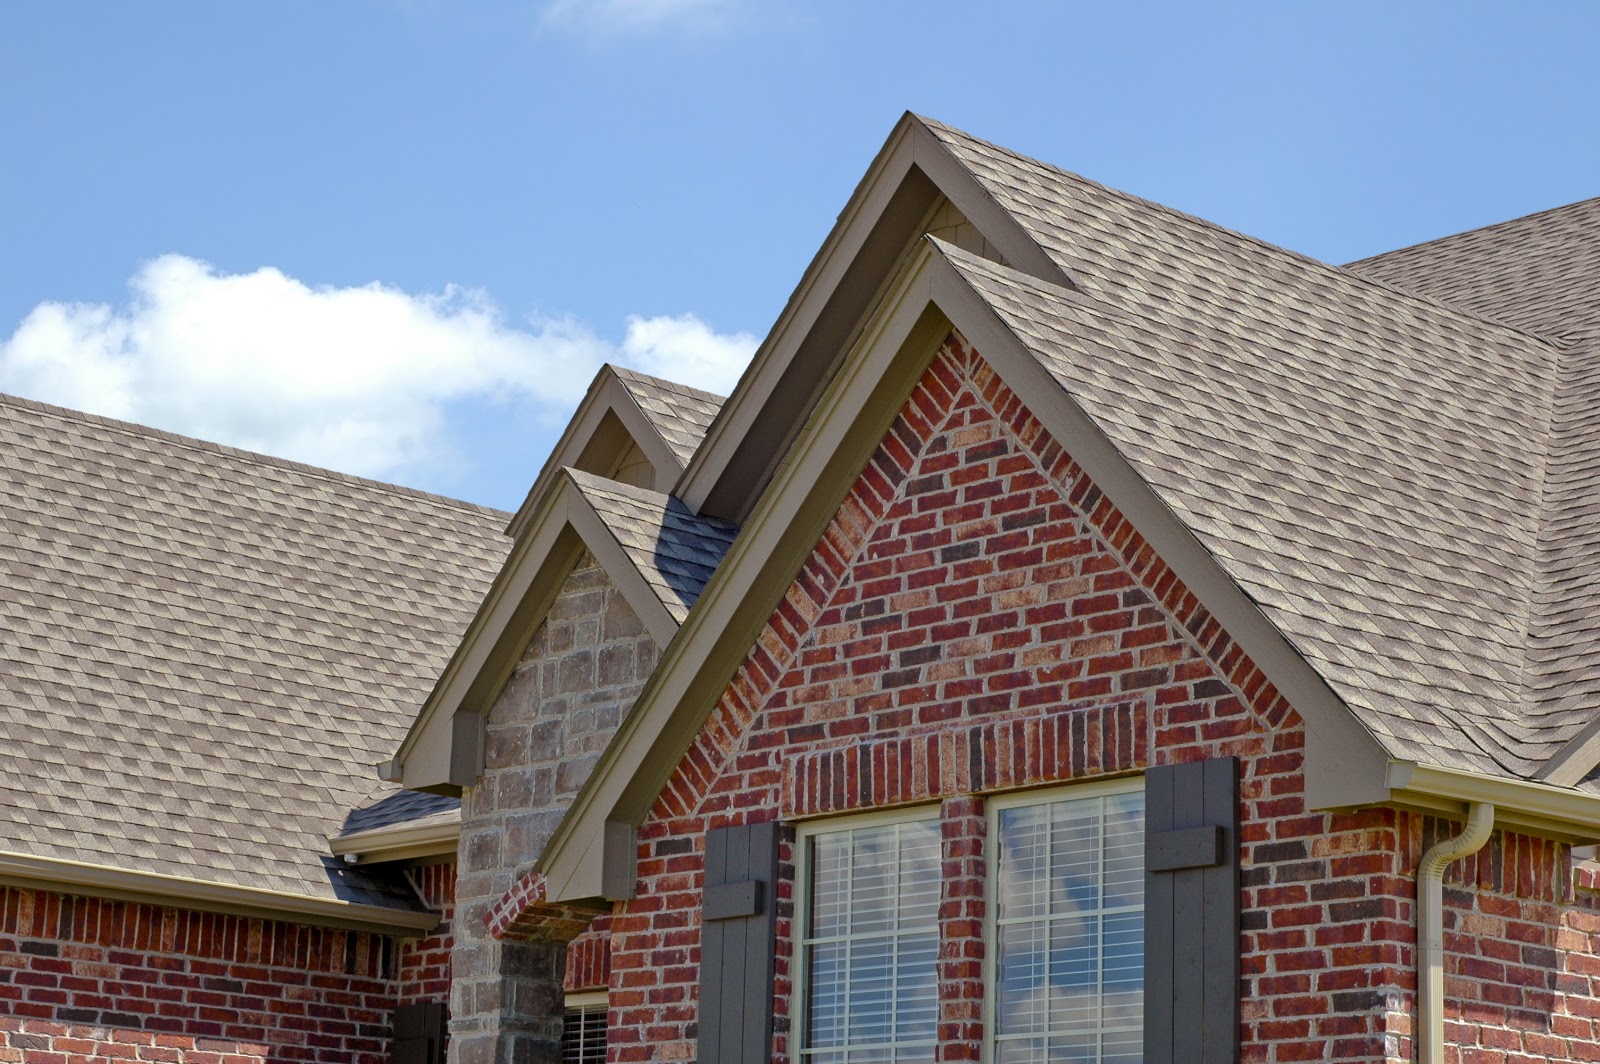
[1415,803,1495,1064]
[1387,761,1600,841]
[0,850,440,937]
[328,812,461,865]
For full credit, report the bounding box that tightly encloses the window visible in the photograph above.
[796,809,942,1064]
[562,992,607,1064]
[987,781,1145,1064]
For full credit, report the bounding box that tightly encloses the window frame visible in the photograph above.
[981,776,1146,1064]
[791,803,944,1063]
[562,991,608,1064]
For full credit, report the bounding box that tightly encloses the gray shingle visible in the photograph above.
[567,469,739,622]
[611,366,726,467]
[0,394,508,907]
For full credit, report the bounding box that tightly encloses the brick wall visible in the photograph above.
[0,884,404,1063]
[602,333,1600,1064]
[451,552,653,1062]
[399,862,456,1004]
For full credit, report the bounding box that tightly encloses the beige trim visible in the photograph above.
[0,851,440,936]
[536,238,1415,903]
[565,990,609,1011]
[328,812,461,865]
[1388,761,1600,841]
[677,112,1073,523]
[506,367,688,541]
[392,470,682,794]
[1537,716,1600,789]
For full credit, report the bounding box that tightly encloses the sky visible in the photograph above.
[3,1,1598,511]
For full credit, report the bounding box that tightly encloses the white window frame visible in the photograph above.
[982,776,1145,1064]
[562,990,608,1064]
[792,804,944,1063]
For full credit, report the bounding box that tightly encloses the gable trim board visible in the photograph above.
[677,112,1073,524]
[537,237,1549,906]
[0,850,440,936]
[505,365,698,542]
[392,469,687,794]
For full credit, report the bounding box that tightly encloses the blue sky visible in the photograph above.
[3,1,1597,510]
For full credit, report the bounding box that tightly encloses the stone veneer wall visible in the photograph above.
[450,552,656,1064]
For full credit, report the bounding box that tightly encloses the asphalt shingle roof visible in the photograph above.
[919,115,1600,784]
[0,394,509,906]
[567,469,739,623]
[610,366,726,468]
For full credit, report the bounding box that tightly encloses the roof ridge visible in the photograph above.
[608,363,728,403]
[1345,194,1600,270]
[0,390,511,521]
[916,114,1565,354]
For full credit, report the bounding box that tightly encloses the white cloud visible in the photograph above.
[538,0,747,35]
[0,254,756,482]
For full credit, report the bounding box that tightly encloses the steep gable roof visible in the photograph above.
[0,393,508,926]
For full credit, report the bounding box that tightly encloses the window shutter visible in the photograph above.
[1144,756,1239,1064]
[391,1001,448,1064]
[699,821,779,1064]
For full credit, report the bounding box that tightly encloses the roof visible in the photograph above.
[567,469,740,624]
[0,394,509,911]
[610,367,726,468]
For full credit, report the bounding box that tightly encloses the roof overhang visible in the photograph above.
[0,850,440,936]
[535,238,1405,905]
[390,470,686,795]
[676,112,1075,524]
[328,810,462,866]
[1388,761,1600,842]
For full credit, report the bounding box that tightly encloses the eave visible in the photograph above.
[0,851,439,937]
[328,811,462,866]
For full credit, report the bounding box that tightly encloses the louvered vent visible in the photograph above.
[563,1004,608,1064]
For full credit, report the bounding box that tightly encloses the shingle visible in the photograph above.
[610,366,726,467]
[566,469,739,622]
[0,394,509,907]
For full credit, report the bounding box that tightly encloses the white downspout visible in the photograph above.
[1415,801,1495,1064]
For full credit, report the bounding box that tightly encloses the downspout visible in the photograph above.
[1415,801,1494,1064]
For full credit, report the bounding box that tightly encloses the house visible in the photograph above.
[5,112,1600,1064]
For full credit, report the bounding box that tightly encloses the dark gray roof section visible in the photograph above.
[0,394,508,907]
[611,366,726,467]
[339,783,460,838]
[567,469,739,623]
[1348,197,1600,341]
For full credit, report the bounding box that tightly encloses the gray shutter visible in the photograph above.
[698,821,779,1064]
[1145,756,1239,1064]
[391,1001,448,1064]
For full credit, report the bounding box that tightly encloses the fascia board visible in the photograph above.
[327,812,461,865]
[1390,761,1600,842]
[506,371,687,541]
[924,247,1394,812]
[538,246,954,903]
[1537,716,1600,789]
[676,114,1072,522]
[540,238,1406,901]
[395,480,581,791]
[0,851,440,937]
[396,471,686,793]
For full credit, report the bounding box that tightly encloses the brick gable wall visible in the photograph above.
[602,333,1600,1064]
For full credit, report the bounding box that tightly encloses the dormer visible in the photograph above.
[504,364,724,541]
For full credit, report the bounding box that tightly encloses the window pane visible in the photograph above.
[993,789,1145,1064]
[802,817,940,1060]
